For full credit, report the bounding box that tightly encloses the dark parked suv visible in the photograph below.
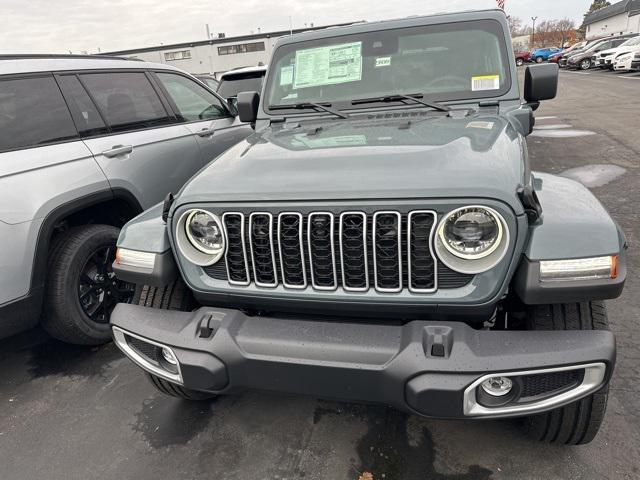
[0,55,250,343]
[110,10,626,446]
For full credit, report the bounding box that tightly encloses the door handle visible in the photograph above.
[102,145,133,157]
[196,128,216,137]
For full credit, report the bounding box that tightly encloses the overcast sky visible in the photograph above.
[0,0,589,54]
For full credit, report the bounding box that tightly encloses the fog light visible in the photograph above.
[161,347,178,365]
[481,376,513,397]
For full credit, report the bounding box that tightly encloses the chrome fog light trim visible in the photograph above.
[463,363,606,418]
[112,326,183,384]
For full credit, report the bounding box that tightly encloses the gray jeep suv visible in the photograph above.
[110,10,626,445]
[0,55,251,343]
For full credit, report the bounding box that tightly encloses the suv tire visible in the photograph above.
[43,225,134,345]
[146,372,216,400]
[516,57,524,67]
[137,279,214,400]
[535,56,543,63]
[522,301,610,445]
[580,59,592,70]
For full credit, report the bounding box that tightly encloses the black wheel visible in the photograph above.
[146,372,216,400]
[133,278,195,311]
[580,59,592,70]
[43,225,135,345]
[522,301,610,445]
[535,56,543,63]
[516,58,524,67]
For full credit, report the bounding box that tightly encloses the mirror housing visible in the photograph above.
[524,63,558,107]
[237,91,260,124]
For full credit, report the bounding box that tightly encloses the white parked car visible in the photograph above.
[595,35,640,70]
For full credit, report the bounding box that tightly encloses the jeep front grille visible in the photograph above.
[209,209,472,294]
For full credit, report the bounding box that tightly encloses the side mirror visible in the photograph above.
[524,63,558,107]
[237,91,260,124]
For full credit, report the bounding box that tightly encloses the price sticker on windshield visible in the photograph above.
[471,75,500,91]
[293,41,362,89]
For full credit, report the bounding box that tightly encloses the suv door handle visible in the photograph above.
[196,128,216,137]
[102,145,133,157]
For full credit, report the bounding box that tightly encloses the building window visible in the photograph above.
[218,42,265,56]
[164,50,191,61]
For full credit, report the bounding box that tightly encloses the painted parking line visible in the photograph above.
[535,116,558,120]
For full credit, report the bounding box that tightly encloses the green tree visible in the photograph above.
[577,0,611,37]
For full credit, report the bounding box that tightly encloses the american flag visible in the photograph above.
[496,0,505,9]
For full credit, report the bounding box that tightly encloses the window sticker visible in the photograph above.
[471,75,500,91]
[280,65,294,86]
[293,42,362,89]
[375,56,391,68]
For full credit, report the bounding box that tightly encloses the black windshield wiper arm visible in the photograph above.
[268,102,349,119]
[351,93,451,112]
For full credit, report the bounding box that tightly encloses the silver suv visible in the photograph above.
[0,54,251,344]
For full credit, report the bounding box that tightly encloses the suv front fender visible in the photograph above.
[514,172,627,303]
[114,203,178,286]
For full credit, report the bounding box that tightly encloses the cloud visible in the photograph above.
[0,0,583,54]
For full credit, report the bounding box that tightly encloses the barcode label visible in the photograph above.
[471,75,500,91]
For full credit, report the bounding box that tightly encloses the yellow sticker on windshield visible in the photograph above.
[293,42,362,89]
[471,75,500,91]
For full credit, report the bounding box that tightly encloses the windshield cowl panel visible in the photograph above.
[263,18,512,116]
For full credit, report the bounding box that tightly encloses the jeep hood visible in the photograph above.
[178,113,527,213]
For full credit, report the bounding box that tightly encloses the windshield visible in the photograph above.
[217,72,265,98]
[265,19,510,111]
[620,36,640,47]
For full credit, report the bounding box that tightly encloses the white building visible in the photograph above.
[584,0,640,39]
[101,23,354,77]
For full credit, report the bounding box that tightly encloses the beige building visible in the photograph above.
[102,23,354,77]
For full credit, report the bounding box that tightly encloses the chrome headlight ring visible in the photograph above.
[175,209,226,266]
[435,205,510,275]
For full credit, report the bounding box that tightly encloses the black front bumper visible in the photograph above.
[111,304,615,419]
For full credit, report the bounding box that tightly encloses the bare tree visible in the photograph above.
[507,15,523,36]
[555,18,576,47]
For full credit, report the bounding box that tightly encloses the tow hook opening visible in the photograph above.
[112,327,183,384]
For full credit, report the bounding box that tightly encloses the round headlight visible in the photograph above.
[439,207,503,259]
[185,210,224,255]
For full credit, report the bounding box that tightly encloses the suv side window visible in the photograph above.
[156,72,230,122]
[0,75,78,153]
[56,74,109,138]
[79,72,172,133]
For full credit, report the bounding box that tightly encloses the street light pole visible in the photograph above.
[531,16,538,49]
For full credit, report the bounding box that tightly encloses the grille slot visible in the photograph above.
[520,370,584,398]
[373,212,402,292]
[223,213,250,285]
[339,212,368,291]
[249,212,277,287]
[408,211,437,292]
[205,208,473,292]
[308,212,337,290]
[278,212,307,289]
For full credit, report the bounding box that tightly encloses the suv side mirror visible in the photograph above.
[237,91,260,124]
[524,63,558,107]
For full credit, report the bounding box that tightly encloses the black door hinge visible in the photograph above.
[161,192,174,223]
[517,184,543,224]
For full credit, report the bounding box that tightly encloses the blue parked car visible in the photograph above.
[531,47,562,63]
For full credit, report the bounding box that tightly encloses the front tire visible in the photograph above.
[522,302,610,445]
[580,59,592,70]
[516,58,524,67]
[43,225,135,345]
[535,56,543,63]
[146,373,216,400]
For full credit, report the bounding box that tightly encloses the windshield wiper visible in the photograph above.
[268,102,349,119]
[351,93,451,112]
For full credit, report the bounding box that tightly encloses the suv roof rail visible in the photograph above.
[0,54,143,61]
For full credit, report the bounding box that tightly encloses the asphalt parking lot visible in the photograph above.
[1,68,638,480]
